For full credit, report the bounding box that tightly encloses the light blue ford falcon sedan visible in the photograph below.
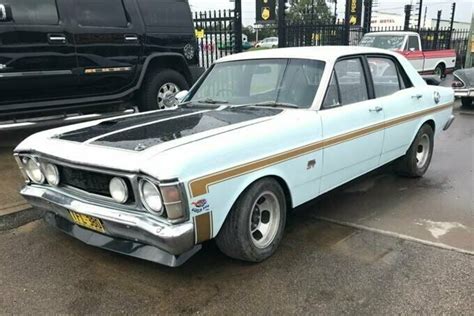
[14,46,455,266]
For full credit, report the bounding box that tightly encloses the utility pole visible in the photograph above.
[416,0,423,31]
[234,0,242,53]
[447,2,456,48]
[404,5,412,31]
[277,0,287,48]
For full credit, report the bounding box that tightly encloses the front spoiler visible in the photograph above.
[21,185,200,267]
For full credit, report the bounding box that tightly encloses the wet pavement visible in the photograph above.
[0,99,472,314]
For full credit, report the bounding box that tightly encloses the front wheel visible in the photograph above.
[396,124,434,177]
[139,68,189,112]
[216,178,287,262]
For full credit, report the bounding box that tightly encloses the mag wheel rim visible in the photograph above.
[249,191,281,249]
[416,134,430,169]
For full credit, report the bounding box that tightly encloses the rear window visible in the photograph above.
[137,0,193,32]
[9,0,59,25]
[76,0,128,28]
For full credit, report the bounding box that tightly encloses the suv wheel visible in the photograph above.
[139,68,189,111]
[216,178,287,262]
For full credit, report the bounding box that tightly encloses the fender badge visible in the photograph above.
[192,199,210,213]
[307,159,316,170]
[434,91,441,104]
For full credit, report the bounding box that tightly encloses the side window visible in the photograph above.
[137,0,193,31]
[9,0,58,25]
[76,0,128,28]
[406,36,420,51]
[334,58,368,105]
[322,72,340,108]
[367,57,401,98]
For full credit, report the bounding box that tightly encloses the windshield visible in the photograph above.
[190,58,325,108]
[359,35,405,50]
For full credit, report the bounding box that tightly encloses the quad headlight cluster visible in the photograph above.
[18,156,60,186]
[16,155,188,222]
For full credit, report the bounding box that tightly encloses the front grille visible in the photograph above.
[59,166,134,203]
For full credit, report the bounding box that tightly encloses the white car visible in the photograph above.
[15,47,455,267]
[255,37,278,49]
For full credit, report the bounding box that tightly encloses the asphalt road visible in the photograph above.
[0,98,472,314]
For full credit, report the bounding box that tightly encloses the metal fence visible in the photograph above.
[193,10,236,69]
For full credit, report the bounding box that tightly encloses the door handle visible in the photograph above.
[411,94,423,99]
[369,106,383,113]
[48,34,66,44]
[124,34,138,42]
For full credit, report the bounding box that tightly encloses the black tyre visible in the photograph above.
[396,124,434,177]
[139,68,189,112]
[434,64,445,79]
[461,97,472,107]
[216,178,287,262]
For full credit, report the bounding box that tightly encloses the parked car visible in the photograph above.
[452,68,474,107]
[255,37,279,49]
[15,47,455,267]
[360,31,456,79]
[0,0,204,123]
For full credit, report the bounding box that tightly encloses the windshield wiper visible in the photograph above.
[251,101,299,109]
[196,97,229,105]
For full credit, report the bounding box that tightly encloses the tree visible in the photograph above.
[287,0,333,24]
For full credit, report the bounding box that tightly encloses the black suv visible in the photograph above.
[0,0,203,121]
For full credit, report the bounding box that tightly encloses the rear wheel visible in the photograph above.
[216,178,287,262]
[434,64,445,79]
[461,97,472,107]
[396,124,434,177]
[139,68,189,112]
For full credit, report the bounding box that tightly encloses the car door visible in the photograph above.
[404,35,424,72]
[366,55,424,165]
[319,56,385,194]
[71,0,142,97]
[0,0,78,108]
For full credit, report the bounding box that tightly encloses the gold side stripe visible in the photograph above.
[194,212,212,243]
[189,102,453,198]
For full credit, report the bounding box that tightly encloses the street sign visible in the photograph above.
[256,0,276,24]
[195,28,205,39]
[346,0,362,26]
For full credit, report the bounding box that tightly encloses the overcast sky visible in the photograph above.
[189,0,473,26]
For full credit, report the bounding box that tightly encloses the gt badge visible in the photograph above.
[192,199,210,213]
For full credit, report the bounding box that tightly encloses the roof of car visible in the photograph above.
[216,46,398,64]
[365,31,419,36]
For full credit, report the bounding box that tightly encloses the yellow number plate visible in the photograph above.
[69,211,105,233]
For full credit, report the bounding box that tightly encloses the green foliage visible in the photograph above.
[287,0,333,24]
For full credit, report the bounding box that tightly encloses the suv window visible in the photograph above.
[406,36,420,51]
[137,0,193,31]
[368,57,402,97]
[333,58,368,105]
[10,0,58,25]
[76,0,128,28]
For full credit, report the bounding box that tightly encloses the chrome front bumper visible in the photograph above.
[21,185,200,267]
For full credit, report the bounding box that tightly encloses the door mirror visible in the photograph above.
[0,4,13,22]
[409,47,416,52]
[174,90,189,104]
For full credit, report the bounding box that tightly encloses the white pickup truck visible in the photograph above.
[360,31,457,78]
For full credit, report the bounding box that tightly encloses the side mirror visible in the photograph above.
[409,47,416,52]
[0,4,13,22]
[174,90,189,104]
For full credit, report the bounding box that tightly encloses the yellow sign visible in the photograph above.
[349,15,357,25]
[195,29,205,39]
[261,7,270,21]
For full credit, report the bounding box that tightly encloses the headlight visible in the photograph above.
[43,163,60,186]
[23,157,45,184]
[139,179,163,214]
[109,177,129,204]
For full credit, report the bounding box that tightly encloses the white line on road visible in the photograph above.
[315,216,474,256]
